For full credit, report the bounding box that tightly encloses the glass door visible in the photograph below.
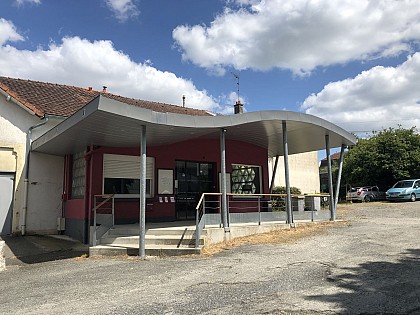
[175,161,215,220]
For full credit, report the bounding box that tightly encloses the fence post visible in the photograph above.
[203,195,206,219]
[195,203,200,248]
[112,196,115,227]
[219,195,222,228]
[93,195,97,246]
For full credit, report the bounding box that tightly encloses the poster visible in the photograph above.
[158,169,173,194]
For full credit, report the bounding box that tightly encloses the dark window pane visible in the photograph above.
[104,178,141,195]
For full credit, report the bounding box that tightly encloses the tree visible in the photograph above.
[343,127,420,190]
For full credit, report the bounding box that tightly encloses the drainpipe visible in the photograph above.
[21,114,65,235]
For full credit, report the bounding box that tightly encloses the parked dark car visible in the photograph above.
[346,186,386,202]
[386,179,420,202]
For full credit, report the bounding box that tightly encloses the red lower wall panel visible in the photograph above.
[64,199,85,219]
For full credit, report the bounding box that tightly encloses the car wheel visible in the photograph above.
[364,195,371,202]
[410,194,416,202]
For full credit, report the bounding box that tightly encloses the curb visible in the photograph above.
[0,241,5,271]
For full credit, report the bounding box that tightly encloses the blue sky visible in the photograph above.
[1,0,420,136]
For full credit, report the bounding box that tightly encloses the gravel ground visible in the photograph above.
[1,201,420,315]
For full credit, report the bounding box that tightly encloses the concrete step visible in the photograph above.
[108,226,205,237]
[99,235,204,247]
[89,244,202,257]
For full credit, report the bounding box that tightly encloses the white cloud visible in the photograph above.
[173,0,420,75]
[301,53,420,133]
[14,0,41,6]
[104,0,139,22]
[0,18,24,46]
[0,29,222,112]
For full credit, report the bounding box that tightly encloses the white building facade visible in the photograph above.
[0,92,64,235]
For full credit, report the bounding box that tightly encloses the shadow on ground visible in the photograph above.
[2,235,88,266]
[308,248,420,314]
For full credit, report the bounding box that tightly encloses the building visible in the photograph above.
[269,151,320,194]
[0,76,356,244]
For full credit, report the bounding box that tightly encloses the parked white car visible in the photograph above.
[346,186,386,202]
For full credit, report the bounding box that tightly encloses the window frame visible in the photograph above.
[230,163,262,196]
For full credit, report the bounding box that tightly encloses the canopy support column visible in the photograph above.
[270,155,280,193]
[334,144,346,211]
[282,121,293,224]
[220,128,230,232]
[139,125,146,258]
[325,134,335,221]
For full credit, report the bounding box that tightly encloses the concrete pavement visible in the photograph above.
[0,202,419,314]
[1,234,88,267]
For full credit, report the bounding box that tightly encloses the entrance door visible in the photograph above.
[0,173,15,235]
[175,161,215,220]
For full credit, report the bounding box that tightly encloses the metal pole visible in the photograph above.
[195,201,200,249]
[112,196,115,228]
[220,128,230,232]
[219,195,222,228]
[270,155,280,193]
[282,121,293,224]
[203,195,206,218]
[93,195,97,246]
[325,135,335,221]
[334,144,346,211]
[139,125,147,258]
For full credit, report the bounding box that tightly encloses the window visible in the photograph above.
[103,154,155,198]
[231,164,261,194]
[71,151,85,199]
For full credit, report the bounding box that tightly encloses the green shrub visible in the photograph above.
[271,186,301,211]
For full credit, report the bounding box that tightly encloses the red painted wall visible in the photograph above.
[64,199,85,219]
[64,138,269,221]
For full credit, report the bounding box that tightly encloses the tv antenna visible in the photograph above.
[231,72,240,103]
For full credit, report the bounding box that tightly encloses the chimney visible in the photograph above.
[87,87,92,91]
[234,100,243,114]
[102,86,107,93]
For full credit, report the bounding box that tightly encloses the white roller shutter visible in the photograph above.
[103,154,154,180]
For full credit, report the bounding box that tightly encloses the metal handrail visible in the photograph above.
[195,192,222,211]
[194,192,331,247]
[92,194,115,246]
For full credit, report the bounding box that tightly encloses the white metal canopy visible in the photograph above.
[32,95,356,155]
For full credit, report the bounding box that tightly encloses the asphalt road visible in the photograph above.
[1,202,420,315]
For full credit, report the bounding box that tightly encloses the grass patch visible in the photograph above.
[202,221,348,256]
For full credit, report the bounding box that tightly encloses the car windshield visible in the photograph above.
[394,181,414,188]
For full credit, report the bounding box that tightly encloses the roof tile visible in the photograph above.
[0,76,213,118]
